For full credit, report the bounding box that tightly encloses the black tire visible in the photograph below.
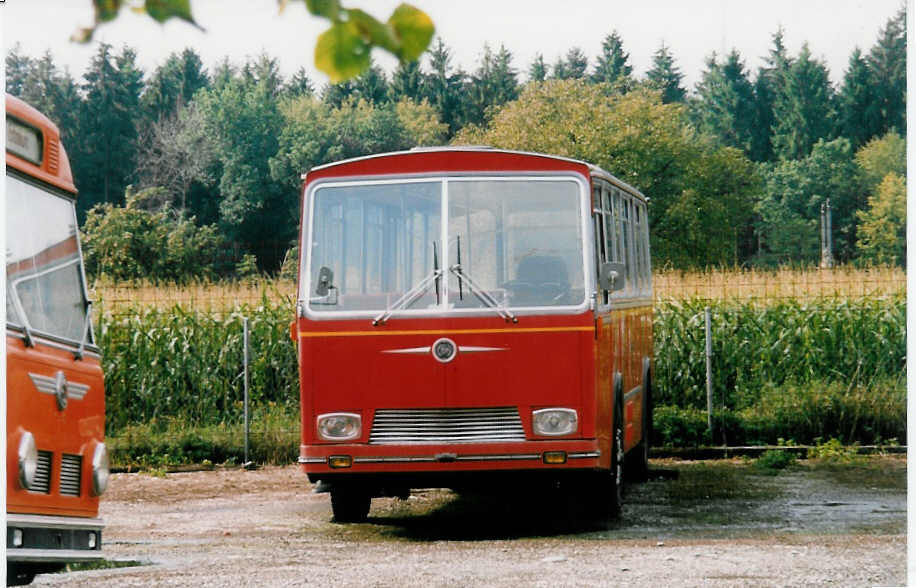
[330,488,371,523]
[6,564,36,586]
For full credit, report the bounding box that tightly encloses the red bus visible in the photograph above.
[294,148,652,522]
[6,95,109,585]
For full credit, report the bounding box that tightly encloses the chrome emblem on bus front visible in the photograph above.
[382,341,507,362]
[29,371,89,411]
[432,338,457,363]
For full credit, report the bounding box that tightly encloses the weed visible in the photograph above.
[754,450,796,473]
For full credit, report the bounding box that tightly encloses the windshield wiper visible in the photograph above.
[74,300,93,360]
[449,262,517,324]
[372,242,442,326]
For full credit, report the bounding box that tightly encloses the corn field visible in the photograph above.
[94,266,906,446]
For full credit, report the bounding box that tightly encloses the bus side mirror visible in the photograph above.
[599,262,626,292]
[316,266,334,296]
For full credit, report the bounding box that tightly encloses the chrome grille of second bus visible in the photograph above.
[60,454,82,496]
[369,407,526,444]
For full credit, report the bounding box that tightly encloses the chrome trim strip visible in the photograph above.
[6,514,104,530]
[298,457,326,464]
[382,346,431,355]
[568,451,601,459]
[6,549,103,563]
[6,328,102,357]
[458,346,506,353]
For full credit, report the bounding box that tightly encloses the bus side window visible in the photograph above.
[592,184,608,304]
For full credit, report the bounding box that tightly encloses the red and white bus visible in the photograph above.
[6,95,109,585]
[294,148,652,522]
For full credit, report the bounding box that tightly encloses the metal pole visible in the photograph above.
[243,317,250,466]
[705,307,713,436]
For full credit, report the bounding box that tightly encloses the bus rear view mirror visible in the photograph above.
[316,266,334,296]
[599,262,626,292]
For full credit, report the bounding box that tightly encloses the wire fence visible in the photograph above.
[92,266,907,318]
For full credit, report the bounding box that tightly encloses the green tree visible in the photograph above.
[691,50,756,153]
[194,72,289,269]
[13,51,82,149]
[771,44,835,160]
[750,28,791,162]
[466,44,519,126]
[855,131,906,190]
[756,138,862,264]
[6,44,33,96]
[389,59,425,103]
[591,31,633,91]
[141,48,210,122]
[284,67,316,98]
[75,43,144,215]
[395,98,448,146]
[836,48,878,150]
[552,47,589,80]
[455,81,760,265]
[856,172,906,265]
[867,7,906,137]
[528,53,548,83]
[424,38,468,136]
[645,42,686,103]
[81,186,229,282]
[351,61,390,104]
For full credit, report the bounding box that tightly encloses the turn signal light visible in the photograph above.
[542,451,568,464]
[328,455,353,469]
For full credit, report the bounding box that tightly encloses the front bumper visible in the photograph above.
[300,440,601,473]
[6,514,104,563]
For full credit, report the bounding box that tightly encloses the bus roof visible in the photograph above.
[6,93,77,194]
[303,147,647,203]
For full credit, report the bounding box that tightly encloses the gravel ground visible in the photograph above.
[32,456,906,587]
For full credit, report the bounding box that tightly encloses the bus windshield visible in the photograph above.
[6,174,90,342]
[307,177,585,315]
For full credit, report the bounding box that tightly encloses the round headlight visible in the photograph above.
[316,413,361,441]
[92,442,110,496]
[18,431,38,489]
[532,408,578,436]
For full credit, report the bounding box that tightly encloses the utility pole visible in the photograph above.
[820,199,835,268]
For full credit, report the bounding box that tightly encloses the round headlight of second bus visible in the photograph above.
[91,442,110,496]
[18,431,38,490]
[316,413,361,441]
[532,408,578,436]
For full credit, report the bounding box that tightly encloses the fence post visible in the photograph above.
[243,316,250,467]
[705,306,713,437]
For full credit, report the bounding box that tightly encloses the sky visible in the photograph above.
[0,0,906,91]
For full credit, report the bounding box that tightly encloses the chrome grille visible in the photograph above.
[33,450,52,494]
[60,454,82,497]
[369,407,526,444]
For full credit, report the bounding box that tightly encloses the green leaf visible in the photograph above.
[387,3,434,61]
[305,0,341,20]
[143,0,200,27]
[347,9,399,54]
[94,0,122,23]
[314,21,371,83]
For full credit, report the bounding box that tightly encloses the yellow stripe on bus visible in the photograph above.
[298,326,594,338]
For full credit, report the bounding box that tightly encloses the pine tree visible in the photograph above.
[645,42,686,103]
[771,44,835,160]
[284,68,315,98]
[591,31,633,90]
[5,44,33,96]
[867,7,906,136]
[553,47,588,80]
[465,44,518,126]
[142,48,209,122]
[692,50,755,153]
[528,53,547,83]
[750,28,791,161]
[389,60,425,103]
[836,48,878,149]
[76,44,144,214]
[425,38,467,136]
[352,61,389,104]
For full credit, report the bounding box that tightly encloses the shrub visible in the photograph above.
[754,449,796,473]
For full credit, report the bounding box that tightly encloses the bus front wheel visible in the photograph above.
[330,488,371,523]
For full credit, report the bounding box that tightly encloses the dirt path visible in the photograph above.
[33,457,906,587]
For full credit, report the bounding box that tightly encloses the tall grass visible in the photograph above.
[653,295,906,410]
[98,296,298,431]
